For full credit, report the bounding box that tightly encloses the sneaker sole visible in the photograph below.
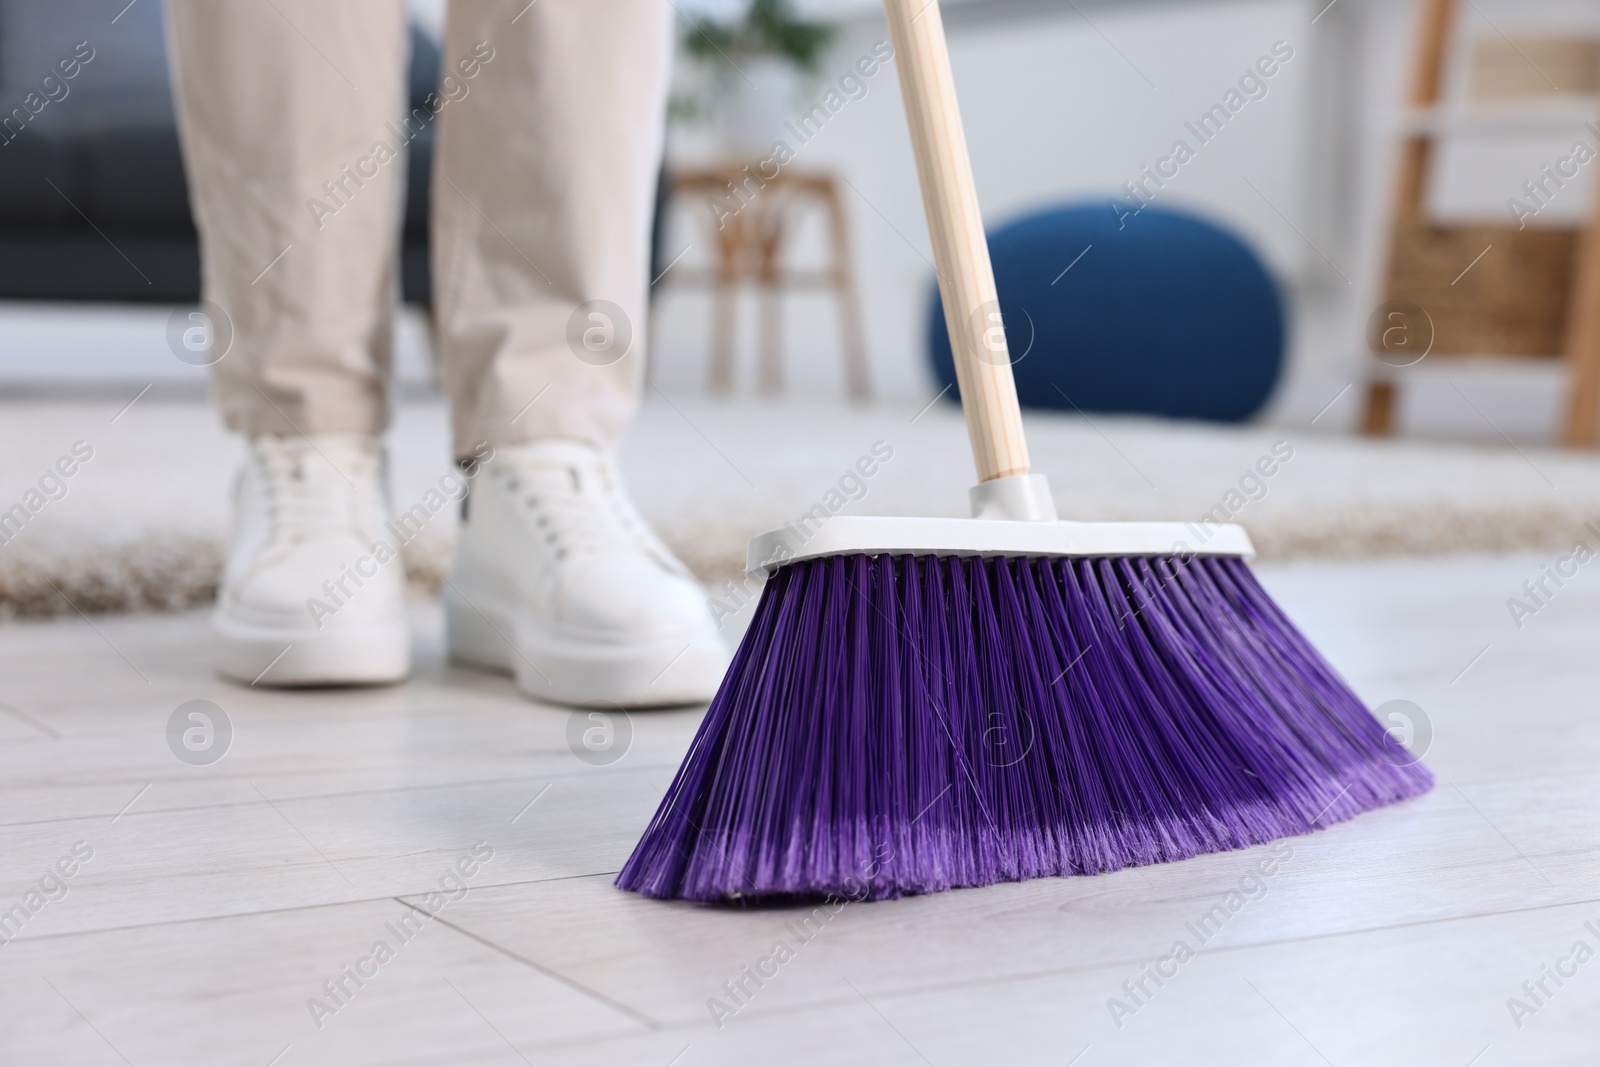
[443,583,729,707]
[213,612,411,687]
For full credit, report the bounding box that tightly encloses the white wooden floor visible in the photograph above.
[1,552,1595,1066]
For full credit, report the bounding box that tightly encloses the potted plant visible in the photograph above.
[676,0,839,154]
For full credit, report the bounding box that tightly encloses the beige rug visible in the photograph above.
[2,394,1597,617]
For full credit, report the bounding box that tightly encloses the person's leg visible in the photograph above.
[168,0,407,436]
[434,2,728,706]
[432,0,668,458]
[168,1,411,685]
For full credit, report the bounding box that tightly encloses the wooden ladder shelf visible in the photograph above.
[1362,0,1600,446]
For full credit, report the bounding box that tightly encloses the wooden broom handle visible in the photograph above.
[884,0,1030,482]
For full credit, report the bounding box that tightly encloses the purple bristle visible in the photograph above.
[617,553,1432,902]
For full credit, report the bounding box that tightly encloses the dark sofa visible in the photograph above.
[0,0,438,304]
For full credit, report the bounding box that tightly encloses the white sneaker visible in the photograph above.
[445,440,729,706]
[213,434,411,686]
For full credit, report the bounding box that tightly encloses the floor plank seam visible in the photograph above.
[492,889,1600,1036]
[0,761,683,829]
[419,904,663,1032]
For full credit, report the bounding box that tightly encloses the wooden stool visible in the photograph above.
[662,165,870,400]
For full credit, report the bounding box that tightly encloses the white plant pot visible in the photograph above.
[715,55,802,159]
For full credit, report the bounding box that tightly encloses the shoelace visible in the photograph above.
[253,437,380,550]
[500,450,664,565]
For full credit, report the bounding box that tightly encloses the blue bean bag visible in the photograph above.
[928,203,1284,421]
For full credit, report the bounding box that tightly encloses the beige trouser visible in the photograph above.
[166,0,668,458]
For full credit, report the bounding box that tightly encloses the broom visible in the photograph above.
[617,0,1432,902]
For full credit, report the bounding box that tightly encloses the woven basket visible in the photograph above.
[1471,36,1600,100]
[1383,221,1579,357]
